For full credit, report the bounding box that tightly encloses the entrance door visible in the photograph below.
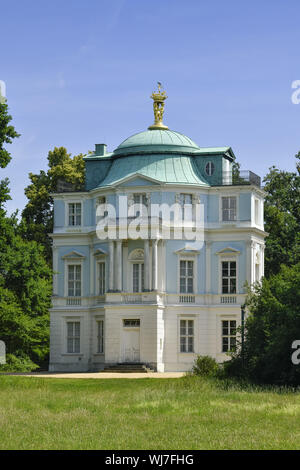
[122,320,140,363]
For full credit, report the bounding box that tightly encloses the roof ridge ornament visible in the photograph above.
[148,82,169,130]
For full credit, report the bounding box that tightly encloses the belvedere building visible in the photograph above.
[49,86,266,372]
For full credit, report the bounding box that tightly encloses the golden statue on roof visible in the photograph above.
[148,82,169,130]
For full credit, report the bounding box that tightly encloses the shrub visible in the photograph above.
[192,355,219,377]
[0,353,39,372]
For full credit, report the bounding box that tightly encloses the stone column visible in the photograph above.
[108,241,114,291]
[152,239,158,291]
[116,240,122,292]
[246,240,251,286]
[52,246,58,296]
[205,241,211,294]
[144,239,150,291]
[89,244,94,296]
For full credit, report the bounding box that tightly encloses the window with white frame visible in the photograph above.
[255,263,260,283]
[96,196,107,221]
[131,193,148,217]
[97,320,104,353]
[123,319,140,327]
[133,263,144,292]
[179,193,193,221]
[180,260,194,293]
[255,198,259,225]
[222,261,236,294]
[68,265,81,297]
[68,203,82,226]
[205,161,215,176]
[67,321,80,353]
[98,262,106,295]
[222,320,236,352]
[180,319,194,352]
[221,196,237,221]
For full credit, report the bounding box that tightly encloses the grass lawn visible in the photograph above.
[0,375,299,450]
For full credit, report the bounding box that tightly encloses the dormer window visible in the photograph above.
[205,161,215,176]
[68,203,81,226]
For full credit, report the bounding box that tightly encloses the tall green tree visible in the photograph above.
[0,102,20,208]
[21,147,85,261]
[225,263,300,386]
[0,101,51,370]
[0,214,52,366]
[263,154,300,276]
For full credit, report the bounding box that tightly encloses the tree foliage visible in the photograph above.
[225,263,300,386]
[0,102,51,370]
[21,147,85,261]
[0,216,52,366]
[263,154,300,276]
[0,102,20,169]
[0,102,20,208]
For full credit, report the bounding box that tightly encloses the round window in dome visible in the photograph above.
[205,161,215,176]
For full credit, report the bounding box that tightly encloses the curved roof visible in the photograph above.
[114,129,200,156]
[97,153,208,188]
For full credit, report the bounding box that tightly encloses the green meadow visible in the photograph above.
[0,375,299,450]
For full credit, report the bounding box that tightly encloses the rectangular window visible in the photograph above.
[255,263,260,283]
[179,193,193,220]
[68,203,81,226]
[123,319,140,327]
[132,193,148,217]
[222,197,236,221]
[180,260,194,293]
[222,320,236,352]
[222,261,236,294]
[180,319,194,352]
[67,321,80,353]
[133,193,148,206]
[98,262,106,295]
[255,199,259,225]
[133,263,144,292]
[97,320,104,353]
[68,265,81,297]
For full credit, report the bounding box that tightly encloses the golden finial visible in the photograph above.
[148,82,169,130]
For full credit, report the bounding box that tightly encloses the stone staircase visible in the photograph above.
[100,363,154,373]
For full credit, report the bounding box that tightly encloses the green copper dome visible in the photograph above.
[114,129,200,156]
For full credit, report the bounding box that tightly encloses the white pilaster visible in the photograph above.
[205,241,211,294]
[89,244,94,295]
[116,240,122,292]
[108,241,114,291]
[152,239,158,291]
[144,239,150,291]
[53,246,58,296]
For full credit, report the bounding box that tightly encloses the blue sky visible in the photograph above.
[1,0,300,214]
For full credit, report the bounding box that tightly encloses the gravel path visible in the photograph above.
[6,372,186,379]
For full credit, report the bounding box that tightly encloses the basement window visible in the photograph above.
[123,319,140,328]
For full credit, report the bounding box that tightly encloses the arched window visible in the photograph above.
[128,249,144,292]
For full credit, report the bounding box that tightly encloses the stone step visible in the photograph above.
[101,363,154,373]
[100,369,147,373]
